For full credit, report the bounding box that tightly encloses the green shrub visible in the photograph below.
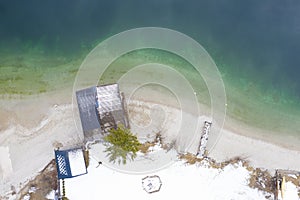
[104,125,140,164]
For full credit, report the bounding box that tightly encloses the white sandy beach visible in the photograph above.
[1,87,300,199]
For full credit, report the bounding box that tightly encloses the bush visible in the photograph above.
[104,125,140,164]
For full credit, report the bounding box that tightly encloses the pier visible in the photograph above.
[196,121,212,157]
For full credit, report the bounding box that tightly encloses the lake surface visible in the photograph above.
[0,0,299,136]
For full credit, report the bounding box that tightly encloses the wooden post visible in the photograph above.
[62,179,66,198]
[56,178,62,200]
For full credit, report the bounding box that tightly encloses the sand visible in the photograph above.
[0,87,300,197]
[0,146,13,180]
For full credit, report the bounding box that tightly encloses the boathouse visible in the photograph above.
[76,83,129,142]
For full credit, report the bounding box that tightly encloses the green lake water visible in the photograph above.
[0,0,299,138]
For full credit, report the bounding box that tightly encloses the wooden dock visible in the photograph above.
[196,121,212,157]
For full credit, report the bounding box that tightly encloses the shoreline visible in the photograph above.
[0,92,300,191]
[125,99,300,171]
[0,88,300,196]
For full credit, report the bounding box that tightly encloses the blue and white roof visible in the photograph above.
[55,148,87,179]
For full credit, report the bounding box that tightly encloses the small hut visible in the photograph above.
[54,147,87,179]
[54,147,88,200]
[76,83,129,142]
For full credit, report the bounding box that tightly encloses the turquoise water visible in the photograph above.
[0,0,300,132]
